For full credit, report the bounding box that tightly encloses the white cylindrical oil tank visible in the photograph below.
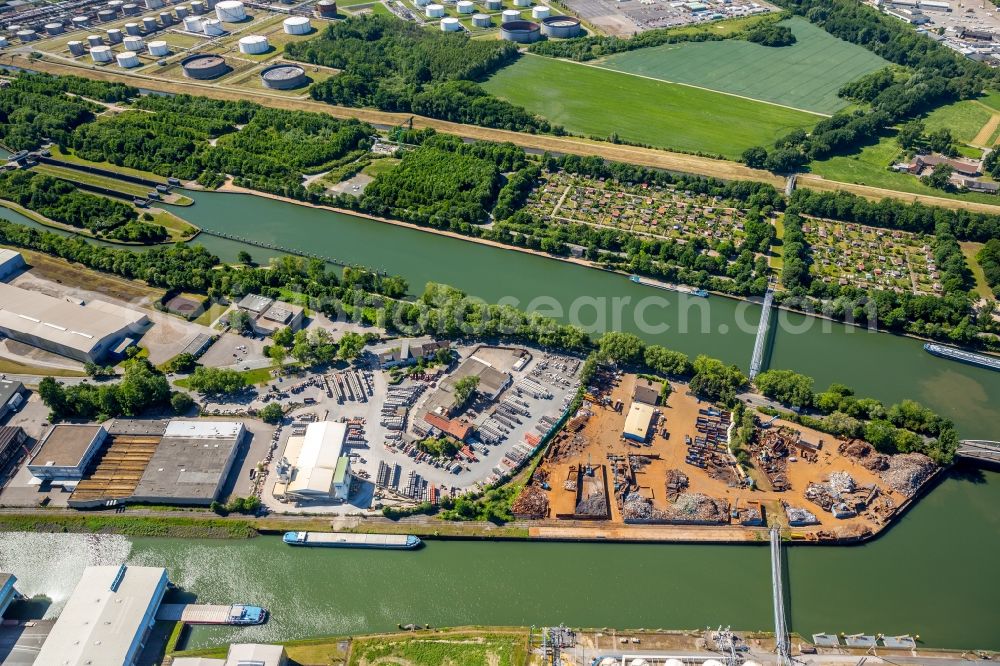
[501,9,520,21]
[513,0,530,7]
[123,34,144,50]
[202,18,223,34]
[485,0,502,8]
[159,11,173,24]
[148,39,169,55]
[471,12,490,26]
[206,0,218,7]
[72,15,91,28]
[16,30,37,42]
[175,4,189,18]
[124,21,141,34]
[45,22,65,35]
[145,0,164,8]
[414,0,429,6]
[117,50,140,67]
[87,34,103,46]
[109,0,124,9]
[440,16,460,30]
[532,5,550,18]
[456,1,474,13]
[215,0,246,20]
[238,34,268,53]
[0,36,7,48]
[106,28,123,42]
[98,9,117,21]
[91,44,113,61]
[425,3,444,16]
[68,40,85,55]
[142,16,158,31]
[282,15,311,33]
[183,15,203,31]
[191,0,206,12]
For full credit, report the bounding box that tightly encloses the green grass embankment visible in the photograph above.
[0,513,258,538]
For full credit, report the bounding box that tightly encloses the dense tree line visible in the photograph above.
[38,358,170,422]
[745,22,796,47]
[742,0,997,171]
[0,78,100,151]
[0,170,166,242]
[780,212,812,291]
[789,189,1000,243]
[976,238,1000,297]
[285,15,551,133]
[932,222,975,295]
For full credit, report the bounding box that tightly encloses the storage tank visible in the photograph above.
[471,12,490,26]
[124,21,141,35]
[485,0,501,8]
[109,0,124,10]
[316,0,337,17]
[87,34,103,46]
[123,34,144,50]
[145,0,164,8]
[68,40,85,55]
[202,18,223,35]
[91,44,113,61]
[159,12,173,24]
[425,3,444,17]
[456,1,474,13]
[238,34,269,54]
[215,0,246,21]
[540,15,581,37]
[500,19,540,42]
[414,0,430,6]
[16,29,37,42]
[531,5,550,18]
[183,16,203,31]
[72,15,91,28]
[440,16,460,30]
[45,22,65,35]
[191,0,206,12]
[148,39,169,55]
[282,15,311,33]
[142,16,158,31]
[117,50,140,67]
[501,9,520,21]
[123,3,140,15]
[175,5,189,18]
[260,63,307,89]
[180,52,229,78]
[513,0,530,6]
[98,9,117,21]
[206,0,219,8]
[107,28,124,42]
[0,36,7,48]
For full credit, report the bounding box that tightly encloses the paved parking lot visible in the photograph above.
[0,621,53,666]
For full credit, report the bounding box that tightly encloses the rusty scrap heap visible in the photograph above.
[665,468,689,501]
[838,439,889,471]
[881,453,936,496]
[661,492,730,524]
[511,484,549,518]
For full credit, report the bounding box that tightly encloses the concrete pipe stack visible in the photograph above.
[87,34,103,46]
[72,16,91,28]
[125,22,141,35]
[45,22,65,35]
[440,16,460,30]
[456,0,474,13]
[107,28,123,42]
[68,40,85,55]
[117,50,140,67]
[146,0,164,8]
[282,15,311,33]
[123,35,144,50]
[142,16,158,31]
[123,3,140,15]
[148,39,168,55]
[425,3,444,17]
[471,12,491,26]
[215,0,246,21]
[238,34,268,54]
[316,0,337,17]
[531,5,550,18]
[175,5,190,18]
[183,16,203,31]
[202,18,223,34]
[91,45,113,61]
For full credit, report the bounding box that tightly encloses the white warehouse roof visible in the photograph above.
[163,420,244,439]
[285,421,346,496]
[34,565,168,666]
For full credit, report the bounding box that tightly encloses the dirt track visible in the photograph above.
[17,55,1000,213]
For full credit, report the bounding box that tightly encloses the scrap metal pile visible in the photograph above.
[576,491,609,518]
[665,468,689,501]
[838,439,889,471]
[661,492,730,524]
[880,453,936,496]
[511,484,549,518]
[751,427,795,491]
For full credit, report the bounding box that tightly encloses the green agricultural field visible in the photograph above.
[482,54,818,159]
[598,18,887,114]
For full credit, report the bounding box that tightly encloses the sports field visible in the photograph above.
[599,18,888,114]
[482,54,819,159]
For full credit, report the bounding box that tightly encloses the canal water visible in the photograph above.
[0,467,997,650]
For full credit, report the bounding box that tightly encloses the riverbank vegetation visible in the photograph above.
[0,513,257,538]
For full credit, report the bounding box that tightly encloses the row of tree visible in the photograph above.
[976,239,1000,298]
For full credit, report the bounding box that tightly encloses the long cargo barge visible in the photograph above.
[924,343,1000,372]
[629,274,708,298]
[283,531,422,549]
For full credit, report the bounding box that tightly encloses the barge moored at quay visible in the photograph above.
[924,343,1000,372]
[283,531,422,549]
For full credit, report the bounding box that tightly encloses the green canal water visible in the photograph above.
[2,190,999,649]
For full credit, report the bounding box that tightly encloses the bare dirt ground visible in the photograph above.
[971,113,1000,148]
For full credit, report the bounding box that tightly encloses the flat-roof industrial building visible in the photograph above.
[0,573,18,618]
[277,421,352,502]
[173,643,288,666]
[0,378,25,421]
[236,293,305,332]
[623,402,656,442]
[0,248,25,280]
[27,424,108,484]
[34,564,168,666]
[0,282,149,363]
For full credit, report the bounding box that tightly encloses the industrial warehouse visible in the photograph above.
[274,420,353,503]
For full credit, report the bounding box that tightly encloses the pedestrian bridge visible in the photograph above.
[957,440,1000,464]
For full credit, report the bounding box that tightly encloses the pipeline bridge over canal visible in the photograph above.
[749,284,776,380]
[957,440,1000,464]
[770,526,791,666]
[194,228,387,274]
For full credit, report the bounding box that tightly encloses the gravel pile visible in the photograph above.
[881,453,936,496]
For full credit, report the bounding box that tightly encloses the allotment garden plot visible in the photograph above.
[803,218,943,296]
[526,171,750,246]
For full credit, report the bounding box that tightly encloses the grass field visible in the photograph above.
[347,629,530,666]
[961,241,993,300]
[809,98,1000,205]
[599,18,888,114]
[482,54,819,159]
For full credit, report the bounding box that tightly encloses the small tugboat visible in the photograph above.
[283,531,422,549]
[228,604,268,625]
